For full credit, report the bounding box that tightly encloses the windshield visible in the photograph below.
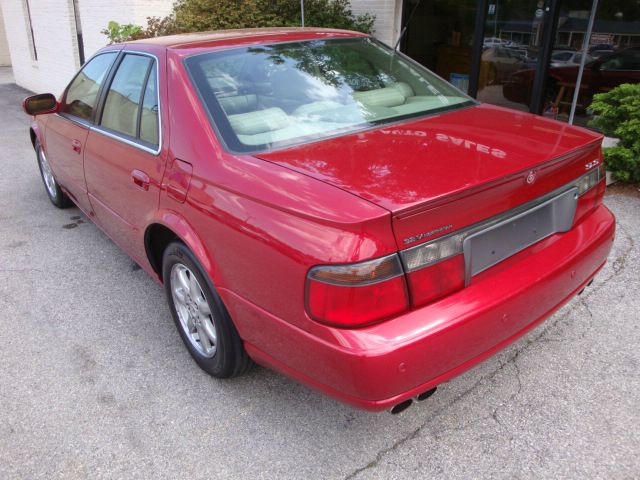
[184,37,474,153]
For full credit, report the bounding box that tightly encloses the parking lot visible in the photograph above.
[1,75,639,479]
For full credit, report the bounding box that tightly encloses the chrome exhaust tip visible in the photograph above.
[415,387,437,402]
[389,399,413,414]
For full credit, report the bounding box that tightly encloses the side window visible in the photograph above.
[100,54,152,139]
[600,52,640,71]
[62,52,117,121]
[139,66,159,146]
[601,55,624,70]
[622,51,640,71]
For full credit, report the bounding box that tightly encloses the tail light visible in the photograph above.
[305,254,409,327]
[576,164,603,195]
[399,233,466,307]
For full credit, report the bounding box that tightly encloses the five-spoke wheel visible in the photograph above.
[170,263,218,358]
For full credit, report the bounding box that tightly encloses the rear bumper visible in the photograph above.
[228,204,615,411]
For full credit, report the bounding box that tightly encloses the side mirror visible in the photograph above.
[22,93,59,116]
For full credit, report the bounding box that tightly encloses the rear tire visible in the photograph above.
[35,140,72,208]
[162,241,252,378]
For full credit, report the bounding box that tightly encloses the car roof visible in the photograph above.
[127,27,366,49]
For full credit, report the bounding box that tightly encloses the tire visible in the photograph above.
[35,140,72,208]
[162,241,252,378]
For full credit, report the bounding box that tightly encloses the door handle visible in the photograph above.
[71,139,82,154]
[131,169,150,191]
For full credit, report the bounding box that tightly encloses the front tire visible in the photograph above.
[35,140,72,208]
[162,241,252,378]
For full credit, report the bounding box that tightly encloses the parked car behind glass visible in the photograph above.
[550,50,593,67]
[504,47,640,111]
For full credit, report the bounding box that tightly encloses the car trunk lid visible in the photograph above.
[257,104,603,248]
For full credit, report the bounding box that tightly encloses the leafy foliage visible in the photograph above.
[265,0,374,33]
[101,21,144,44]
[589,83,640,184]
[172,0,277,31]
[103,0,375,44]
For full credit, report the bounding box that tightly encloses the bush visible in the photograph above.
[589,83,640,184]
[103,0,375,44]
[101,21,144,44]
[172,0,277,31]
[265,0,374,33]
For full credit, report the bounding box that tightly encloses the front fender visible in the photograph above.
[30,119,44,150]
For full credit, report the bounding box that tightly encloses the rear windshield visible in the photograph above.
[184,37,474,153]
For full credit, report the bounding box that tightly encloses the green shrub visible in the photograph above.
[103,0,375,44]
[172,0,277,31]
[589,83,640,184]
[265,0,375,33]
[101,21,144,44]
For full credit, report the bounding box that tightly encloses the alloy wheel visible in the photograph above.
[170,263,217,358]
[38,148,58,200]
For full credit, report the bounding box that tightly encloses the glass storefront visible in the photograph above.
[401,0,477,93]
[477,0,548,112]
[548,0,640,126]
[400,0,640,128]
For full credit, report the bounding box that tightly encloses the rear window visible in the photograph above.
[184,37,473,153]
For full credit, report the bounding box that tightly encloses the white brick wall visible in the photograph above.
[78,0,172,60]
[0,6,11,66]
[0,0,172,94]
[0,0,78,93]
[350,0,402,47]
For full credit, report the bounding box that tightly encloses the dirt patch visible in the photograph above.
[606,182,640,199]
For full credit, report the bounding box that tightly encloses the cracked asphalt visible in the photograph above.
[1,76,639,479]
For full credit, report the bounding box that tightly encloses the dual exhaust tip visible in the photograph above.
[389,387,437,414]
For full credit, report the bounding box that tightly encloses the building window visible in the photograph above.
[22,0,37,61]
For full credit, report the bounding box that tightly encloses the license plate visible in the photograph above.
[463,187,578,283]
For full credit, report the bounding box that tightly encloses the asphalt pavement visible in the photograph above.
[1,76,639,479]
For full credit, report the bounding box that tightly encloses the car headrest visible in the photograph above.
[218,94,259,115]
[352,87,406,108]
[228,108,290,136]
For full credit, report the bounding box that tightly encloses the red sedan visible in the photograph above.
[23,28,615,413]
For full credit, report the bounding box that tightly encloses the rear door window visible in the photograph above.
[139,66,159,146]
[100,54,153,139]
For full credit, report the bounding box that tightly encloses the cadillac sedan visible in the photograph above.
[23,28,615,413]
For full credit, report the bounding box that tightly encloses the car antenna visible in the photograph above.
[390,0,423,69]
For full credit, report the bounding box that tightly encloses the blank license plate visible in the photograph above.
[463,187,578,282]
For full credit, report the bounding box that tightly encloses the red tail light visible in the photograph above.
[305,254,409,327]
[405,254,465,307]
[399,232,466,307]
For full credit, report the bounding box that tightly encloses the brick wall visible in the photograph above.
[0,0,172,94]
[350,0,402,47]
[78,0,173,60]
